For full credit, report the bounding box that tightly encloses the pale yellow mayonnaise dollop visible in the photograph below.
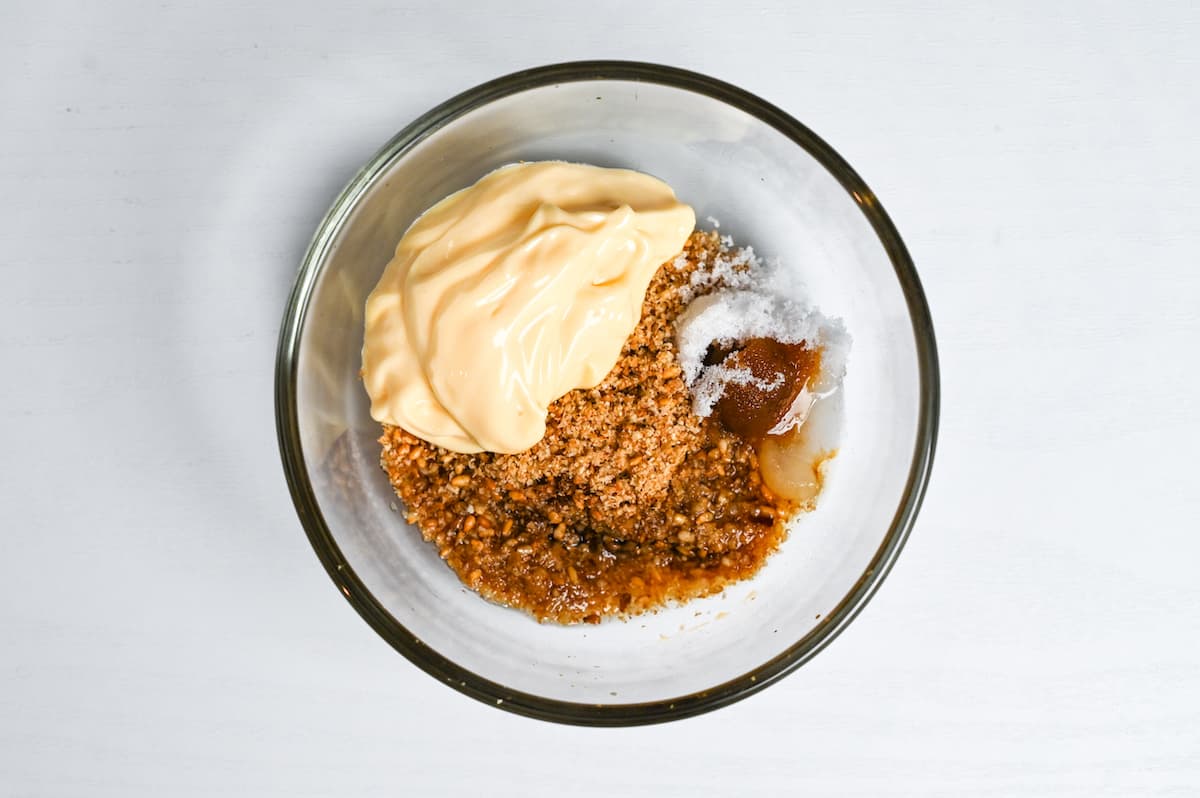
[362,161,696,453]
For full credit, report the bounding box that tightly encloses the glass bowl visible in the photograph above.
[275,61,939,725]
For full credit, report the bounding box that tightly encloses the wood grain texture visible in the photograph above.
[2,1,1198,795]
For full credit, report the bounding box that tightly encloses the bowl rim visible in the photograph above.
[275,60,940,726]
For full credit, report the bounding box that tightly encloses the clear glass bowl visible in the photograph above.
[275,61,939,725]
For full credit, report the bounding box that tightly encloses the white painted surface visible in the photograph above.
[2,1,1198,794]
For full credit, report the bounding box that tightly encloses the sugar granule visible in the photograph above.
[675,236,849,418]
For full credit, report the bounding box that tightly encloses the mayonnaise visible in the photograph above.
[362,161,696,454]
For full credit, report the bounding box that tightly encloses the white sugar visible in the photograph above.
[680,241,760,302]
[675,237,849,418]
[690,364,787,417]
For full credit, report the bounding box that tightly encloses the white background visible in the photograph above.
[3,1,1198,795]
